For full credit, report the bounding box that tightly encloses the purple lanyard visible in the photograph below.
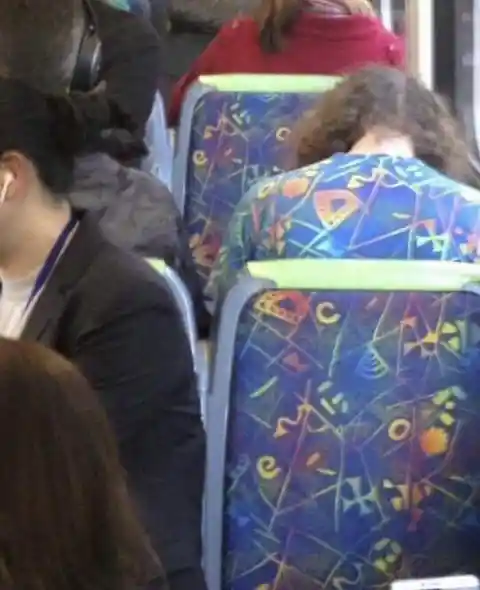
[25,216,78,311]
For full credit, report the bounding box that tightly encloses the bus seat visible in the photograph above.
[142,93,173,190]
[204,259,480,590]
[146,258,207,422]
[172,74,339,291]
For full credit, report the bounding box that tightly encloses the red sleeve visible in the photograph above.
[168,20,241,127]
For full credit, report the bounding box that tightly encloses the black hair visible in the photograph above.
[0,0,84,92]
[0,77,145,195]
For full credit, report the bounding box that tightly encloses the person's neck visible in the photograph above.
[349,131,415,158]
[0,203,73,282]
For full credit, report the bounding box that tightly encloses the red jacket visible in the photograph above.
[168,13,404,125]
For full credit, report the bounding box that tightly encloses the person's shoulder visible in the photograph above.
[248,162,329,203]
[114,165,182,250]
[431,172,480,203]
[117,162,176,208]
[456,183,480,209]
[74,154,174,206]
[80,231,177,319]
[386,158,480,201]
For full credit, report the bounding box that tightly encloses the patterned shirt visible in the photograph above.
[208,153,480,300]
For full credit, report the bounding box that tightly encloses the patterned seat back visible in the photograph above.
[205,259,480,590]
[172,74,339,291]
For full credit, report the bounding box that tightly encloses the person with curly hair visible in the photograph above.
[207,66,480,303]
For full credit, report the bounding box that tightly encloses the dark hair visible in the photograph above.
[0,0,84,92]
[0,338,159,590]
[293,66,473,183]
[0,77,145,194]
[254,0,375,52]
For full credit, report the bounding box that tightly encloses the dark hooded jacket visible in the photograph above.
[94,0,163,133]
[70,154,210,336]
[75,4,210,331]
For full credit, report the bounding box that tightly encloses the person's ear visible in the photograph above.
[0,151,36,204]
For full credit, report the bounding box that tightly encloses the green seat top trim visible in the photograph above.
[198,74,340,93]
[146,258,167,273]
[246,259,480,291]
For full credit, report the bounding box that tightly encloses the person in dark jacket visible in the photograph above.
[168,0,404,126]
[93,0,162,134]
[98,0,172,100]
[0,0,209,335]
[0,75,206,590]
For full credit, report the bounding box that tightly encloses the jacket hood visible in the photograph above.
[70,153,180,261]
[71,153,210,333]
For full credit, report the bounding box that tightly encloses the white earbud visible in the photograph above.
[0,172,13,205]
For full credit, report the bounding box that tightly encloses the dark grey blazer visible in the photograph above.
[21,211,206,577]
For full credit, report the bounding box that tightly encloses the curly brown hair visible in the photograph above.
[293,66,473,183]
[255,0,375,52]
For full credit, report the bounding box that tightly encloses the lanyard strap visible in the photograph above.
[25,216,78,311]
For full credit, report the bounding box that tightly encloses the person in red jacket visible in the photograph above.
[168,0,404,126]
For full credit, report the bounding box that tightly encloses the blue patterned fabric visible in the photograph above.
[208,153,480,300]
[224,286,480,589]
[185,90,318,289]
